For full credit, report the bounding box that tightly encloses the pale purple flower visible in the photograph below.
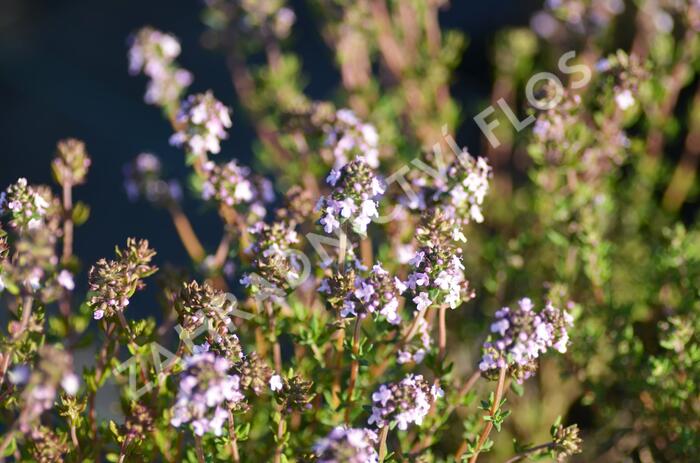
[412,292,432,312]
[479,298,574,383]
[313,426,378,463]
[336,262,404,325]
[128,27,192,107]
[171,92,232,158]
[57,270,75,291]
[316,160,384,236]
[323,109,380,168]
[171,346,244,436]
[368,374,442,430]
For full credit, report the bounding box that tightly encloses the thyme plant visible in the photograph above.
[1,1,699,462]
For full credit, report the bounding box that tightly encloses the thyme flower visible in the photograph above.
[368,374,443,430]
[405,244,473,311]
[241,220,302,294]
[170,91,232,158]
[313,426,379,463]
[52,138,91,187]
[128,27,193,108]
[87,238,157,320]
[322,108,380,168]
[320,262,404,325]
[200,159,274,220]
[16,346,79,433]
[170,346,245,436]
[3,178,55,232]
[317,159,384,236]
[479,298,574,383]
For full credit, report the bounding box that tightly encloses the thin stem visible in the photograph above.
[62,183,74,262]
[344,317,363,423]
[273,413,286,463]
[331,320,345,407]
[503,442,555,463]
[117,311,133,340]
[338,229,347,269]
[71,424,80,455]
[462,367,507,463]
[59,182,74,322]
[438,306,447,363]
[212,232,232,270]
[369,0,407,77]
[194,434,206,463]
[265,301,282,374]
[228,409,240,463]
[118,435,132,463]
[360,236,373,269]
[168,205,206,263]
[378,426,389,463]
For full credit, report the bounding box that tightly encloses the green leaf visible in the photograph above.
[1,435,15,457]
[510,382,524,397]
[72,201,91,226]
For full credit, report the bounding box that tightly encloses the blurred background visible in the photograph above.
[0,0,540,273]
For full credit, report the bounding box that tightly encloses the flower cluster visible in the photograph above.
[13,346,79,433]
[204,0,296,40]
[479,298,574,382]
[235,351,275,396]
[123,403,155,445]
[596,51,647,112]
[271,373,315,412]
[241,220,302,294]
[170,345,244,436]
[551,422,584,460]
[402,151,492,240]
[531,0,624,38]
[322,108,380,168]
[313,426,379,463]
[405,245,473,312]
[200,159,274,220]
[242,0,296,39]
[0,179,66,296]
[320,262,404,325]
[2,178,56,232]
[87,238,157,320]
[317,159,384,236]
[52,138,91,187]
[26,426,69,463]
[123,152,182,206]
[0,226,59,296]
[128,27,193,108]
[368,374,443,430]
[531,91,581,151]
[170,92,232,158]
[530,79,631,182]
[443,154,492,225]
[175,280,241,345]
